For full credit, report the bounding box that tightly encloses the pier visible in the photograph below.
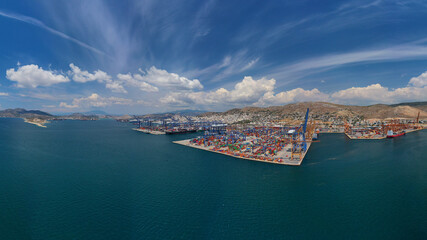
[133,128,165,135]
[344,114,424,139]
[174,139,311,165]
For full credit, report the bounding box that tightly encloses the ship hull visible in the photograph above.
[386,132,405,138]
[165,129,197,135]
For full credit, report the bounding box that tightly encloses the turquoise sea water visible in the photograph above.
[0,118,425,239]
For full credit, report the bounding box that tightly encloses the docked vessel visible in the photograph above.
[165,128,197,134]
[312,133,318,140]
[386,130,405,138]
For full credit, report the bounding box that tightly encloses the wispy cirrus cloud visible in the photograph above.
[268,40,427,86]
[0,9,107,56]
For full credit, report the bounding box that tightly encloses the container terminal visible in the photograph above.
[174,109,318,165]
[129,109,424,165]
[131,117,217,135]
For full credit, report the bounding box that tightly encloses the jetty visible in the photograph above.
[133,128,165,135]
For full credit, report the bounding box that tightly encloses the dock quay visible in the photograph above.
[174,139,311,165]
[345,132,386,140]
[133,127,199,135]
[174,108,316,166]
[133,128,166,135]
[344,116,424,139]
[130,117,219,136]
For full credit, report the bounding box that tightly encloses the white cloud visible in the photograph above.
[6,64,69,88]
[59,102,78,108]
[0,92,9,96]
[331,84,427,104]
[161,76,275,106]
[141,66,203,90]
[161,71,427,109]
[408,71,427,87]
[226,76,275,103]
[257,88,329,106]
[69,63,111,83]
[59,93,133,109]
[331,84,388,103]
[105,81,128,93]
[161,76,331,108]
[69,64,127,93]
[116,73,159,92]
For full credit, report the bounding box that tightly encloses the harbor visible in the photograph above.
[174,109,317,165]
[130,117,220,135]
[173,139,312,166]
[133,127,166,135]
[344,112,424,139]
[1,117,426,239]
[126,107,426,166]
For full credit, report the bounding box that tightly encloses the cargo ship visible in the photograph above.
[165,128,197,134]
[386,130,405,138]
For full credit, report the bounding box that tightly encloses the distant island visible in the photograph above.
[1,101,426,128]
[0,108,101,127]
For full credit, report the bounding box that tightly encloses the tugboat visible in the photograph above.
[386,130,405,138]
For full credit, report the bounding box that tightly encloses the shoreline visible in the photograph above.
[345,128,424,140]
[24,118,48,128]
[132,128,166,135]
[173,139,311,166]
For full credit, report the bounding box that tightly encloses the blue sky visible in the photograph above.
[0,0,427,114]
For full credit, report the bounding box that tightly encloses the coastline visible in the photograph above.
[345,127,424,140]
[132,128,166,135]
[24,118,48,128]
[173,139,311,166]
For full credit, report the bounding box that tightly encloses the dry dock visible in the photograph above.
[173,139,311,166]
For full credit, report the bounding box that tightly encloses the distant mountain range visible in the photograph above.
[165,109,207,116]
[389,101,427,111]
[200,101,427,122]
[82,110,110,115]
[0,108,52,119]
[0,108,100,120]
[1,102,426,121]
[56,110,110,116]
[139,109,207,119]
